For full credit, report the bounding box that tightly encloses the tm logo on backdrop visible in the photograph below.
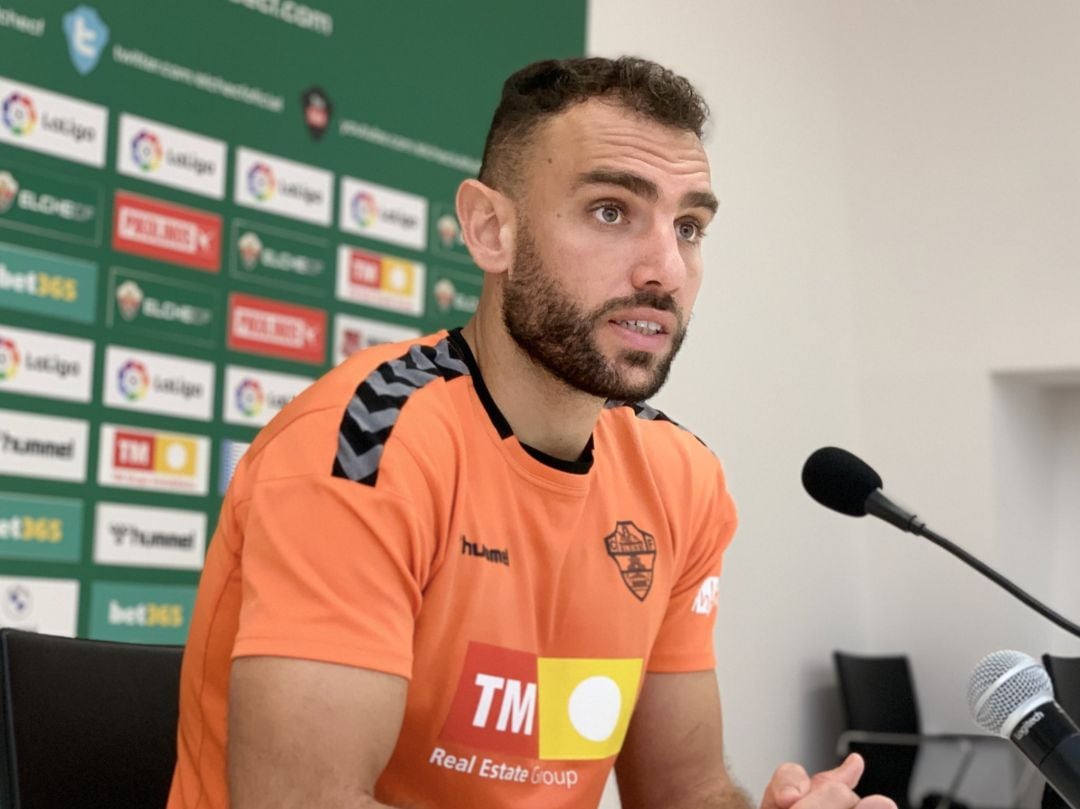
[301,87,332,140]
[62,6,109,75]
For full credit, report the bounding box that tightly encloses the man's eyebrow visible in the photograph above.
[681,190,719,214]
[574,170,658,202]
[575,170,718,214]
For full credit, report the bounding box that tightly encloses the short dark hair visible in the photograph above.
[479,56,709,194]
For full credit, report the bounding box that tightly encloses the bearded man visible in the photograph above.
[168,56,895,809]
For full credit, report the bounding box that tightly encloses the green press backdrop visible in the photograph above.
[0,0,586,642]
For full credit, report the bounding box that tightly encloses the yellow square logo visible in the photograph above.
[153,435,197,476]
[536,657,642,760]
[379,257,416,296]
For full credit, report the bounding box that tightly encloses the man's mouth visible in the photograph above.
[613,319,665,337]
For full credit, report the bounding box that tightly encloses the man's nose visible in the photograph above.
[631,220,687,291]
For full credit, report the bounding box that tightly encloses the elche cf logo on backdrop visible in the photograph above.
[301,87,332,140]
[0,171,18,213]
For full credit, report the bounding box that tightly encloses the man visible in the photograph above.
[168,57,896,809]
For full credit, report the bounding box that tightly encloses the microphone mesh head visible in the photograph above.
[967,650,1053,736]
[801,447,883,517]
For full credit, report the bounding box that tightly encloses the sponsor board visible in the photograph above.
[333,313,420,364]
[97,423,210,496]
[227,292,326,365]
[0,75,107,167]
[105,266,218,348]
[0,241,97,323]
[229,218,329,296]
[234,146,332,226]
[0,408,87,482]
[0,161,103,245]
[430,269,481,327]
[218,439,249,494]
[103,345,215,421]
[339,175,427,251]
[117,112,227,200]
[223,365,312,427]
[113,190,222,272]
[93,502,206,570]
[336,245,424,316]
[430,201,470,263]
[440,641,642,761]
[88,581,196,644]
[0,323,93,402]
[0,492,82,563]
[0,575,79,636]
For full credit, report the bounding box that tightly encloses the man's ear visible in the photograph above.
[456,179,515,275]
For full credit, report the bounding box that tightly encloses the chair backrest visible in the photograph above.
[1041,654,1080,809]
[0,628,183,809]
[834,651,922,734]
[833,651,922,808]
[1043,654,1080,722]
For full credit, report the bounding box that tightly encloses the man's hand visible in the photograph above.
[761,754,898,809]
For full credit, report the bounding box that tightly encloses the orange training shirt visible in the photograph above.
[168,328,737,809]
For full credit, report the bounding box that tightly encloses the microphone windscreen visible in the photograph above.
[801,447,883,516]
[968,650,1053,736]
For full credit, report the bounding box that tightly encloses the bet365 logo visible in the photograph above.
[440,642,642,761]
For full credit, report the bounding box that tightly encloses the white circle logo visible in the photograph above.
[567,675,622,742]
[164,442,189,471]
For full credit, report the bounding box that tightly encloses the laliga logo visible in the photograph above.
[0,337,21,380]
[350,191,376,227]
[0,171,17,214]
[235,378,265,416]
[115,280,144,320]
[117,359,149,401]
[2,93,37,136]
[238,231,263,270]
[247,163,276,201]
[131,130,163,172]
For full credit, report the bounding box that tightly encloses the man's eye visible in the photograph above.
[594,205,623,224]
[677,221,703,242]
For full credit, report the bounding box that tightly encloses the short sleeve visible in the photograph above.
[646,462,737,673]
[231,471,431,680]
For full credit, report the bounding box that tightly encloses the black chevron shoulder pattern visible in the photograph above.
[332,338,468,486]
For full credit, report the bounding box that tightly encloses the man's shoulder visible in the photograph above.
[599,400,716,464]
[241,331,468,485]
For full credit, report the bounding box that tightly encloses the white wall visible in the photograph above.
[588,1,1080,805]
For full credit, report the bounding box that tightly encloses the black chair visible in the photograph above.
[1041,654,1080,809]
[834,651,1009,809]
[0,628,183,809]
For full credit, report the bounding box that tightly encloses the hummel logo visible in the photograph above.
[460,535,509,567]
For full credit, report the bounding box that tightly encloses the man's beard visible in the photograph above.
[501,223,687,402]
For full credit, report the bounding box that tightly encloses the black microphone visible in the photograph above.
[801,446,1080,639]
[801,446,926,533]
[969,650,1080,809]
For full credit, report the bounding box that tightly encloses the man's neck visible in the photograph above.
[460,315,604,463]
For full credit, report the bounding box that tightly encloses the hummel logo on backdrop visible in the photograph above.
[460,535,509,566]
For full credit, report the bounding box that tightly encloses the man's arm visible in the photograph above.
[615,670,753,809]
[229,656,407,809]
[615,670,899,809]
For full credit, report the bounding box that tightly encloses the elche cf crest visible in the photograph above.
[603,521,657,601]
[301,87,332,140]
